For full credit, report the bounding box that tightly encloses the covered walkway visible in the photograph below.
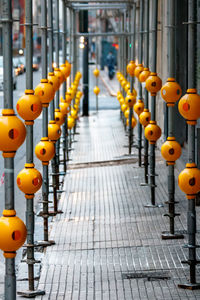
[32,108,200,299]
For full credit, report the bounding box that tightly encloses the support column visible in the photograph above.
[178,0,200,290]
[142,0,149,183]
[137,0,144,167]
[80,9,89,116]
[161,0,184,240]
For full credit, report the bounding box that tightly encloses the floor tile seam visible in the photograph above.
[48,232,187,247]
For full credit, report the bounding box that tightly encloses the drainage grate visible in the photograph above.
[122,271,171,281]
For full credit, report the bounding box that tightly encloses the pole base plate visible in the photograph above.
[161,231,184,240]
[178,283,200,290]
[17,290,45,298]
[140,182,149,186]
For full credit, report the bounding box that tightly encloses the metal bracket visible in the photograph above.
[21,259,41,264]
[161,231,184,240]
[19,23,38,27]
[163,213,180,218]
[17,289,45,297]
[49,190,65,193]
[182,21,200,25]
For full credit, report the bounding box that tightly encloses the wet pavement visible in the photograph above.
[5,68,200,299]
[30,106,200,300]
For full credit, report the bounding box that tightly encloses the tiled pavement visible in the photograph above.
[30,109,200,300]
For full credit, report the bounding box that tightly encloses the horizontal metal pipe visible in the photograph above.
[75,32,134,38]
[71,4,128,10]
[66,0,133,3]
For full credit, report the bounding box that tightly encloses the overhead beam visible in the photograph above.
[74,32,133,38]
[71,3,128,10]
[66,0,134,3]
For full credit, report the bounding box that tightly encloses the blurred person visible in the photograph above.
[106,51,115,79]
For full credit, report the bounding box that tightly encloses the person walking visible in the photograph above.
[106,51,115,79]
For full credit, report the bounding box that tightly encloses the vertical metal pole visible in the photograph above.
[178,0,200,289]
[149,0,157,206]
[75,12,79,73]
[68,8,72,147]
[161,0,183,240]
[121,10,126,129]
[69,8,72,86]
[117,10,120,77]
[123,10,127,78]
[41,0,50,243]
[96,11,98,112]
[119,11,123,91]
[62,0,67,173]
[25,0,34,292]
[55,0,60,189]
[80,9,89,116]
[72,10,77,136]
[2,1,16,298]
[48,0,59,214]
[121,12,126,127]
[128,8,131,62]
[143,0,149,183]
[138,0,144,167]
[128,5,135,154]
[73,10,76,81]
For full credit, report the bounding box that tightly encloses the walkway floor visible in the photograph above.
[31,108,200,300]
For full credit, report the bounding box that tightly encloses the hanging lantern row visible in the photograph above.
[116,73,137,129]
[0,60,82,258]
[93,67,100,96]
[125,59,200,199]
[127,61,162,145]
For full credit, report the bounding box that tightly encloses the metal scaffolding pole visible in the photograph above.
[145,0,160,207]
[128,4,136,155]
[75,32,134,37]
[48,0,60,216]
[75,11,79,74]
[137,0,144,167]
[39,0,55,246]
[66,6,70,160]
[119,11,123,93]
[121,12,126,126]
[55,0,61,191]
[24,0,34,292]
[141,0,149,184]
[17,0,45,296]
[128,8,131,64]
[123,10,127,78]
[2,1,16,298]
[95,12,99,112]
[73,10,76,81]
[178,0,200,290]
[80,9,89,116]
[72,9,77,136]
[69,8,72,86]
[72,3,128,10]
[161,0,184,240]
[62,0,67,173]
